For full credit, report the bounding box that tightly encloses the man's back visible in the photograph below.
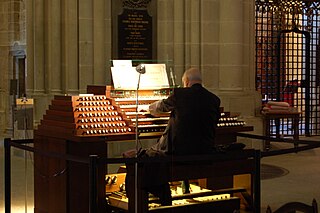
[168,84,220,155]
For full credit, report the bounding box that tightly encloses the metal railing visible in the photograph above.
[4,134,320,213]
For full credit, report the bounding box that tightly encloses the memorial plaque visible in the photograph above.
[118,9,153,60]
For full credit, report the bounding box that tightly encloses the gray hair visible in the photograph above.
[183,68,202,82]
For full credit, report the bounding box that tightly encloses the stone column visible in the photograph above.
[26,0,34,91]
[32,0,45,95]
[0,0,10,135]
[93,0,107,85]
[105,0,112,85]
[78,1,93,93]
[219,0,263,148]
[27,0,60,125]
[0,0,30,136]
[187,0,201,66]
[219,0,244,91]
[200,0,220,90]
[218,0,261,117]
[61,0,79,94]
[45,0,62,94]
[157,0,185,84]
[157,0,175,82]
[172,0,186,83]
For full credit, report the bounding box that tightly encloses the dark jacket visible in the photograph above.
[150,83,221,155]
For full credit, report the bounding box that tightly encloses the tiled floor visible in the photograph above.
[1,137,320,212]
[260,140,320,212]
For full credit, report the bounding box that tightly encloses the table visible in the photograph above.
[261,108,301,151]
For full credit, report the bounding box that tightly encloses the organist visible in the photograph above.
[125,67,221,206]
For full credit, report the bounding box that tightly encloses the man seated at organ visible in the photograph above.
[149,67,221,155]
[125,67,221,206]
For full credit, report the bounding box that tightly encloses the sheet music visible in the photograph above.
[111,67,139,89]
[111,63,169,89]
[140,64,169,88]
[112,60,132,67]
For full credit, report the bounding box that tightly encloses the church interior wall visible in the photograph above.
[0,0,263,147]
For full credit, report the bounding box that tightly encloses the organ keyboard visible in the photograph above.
[87,85,252,140]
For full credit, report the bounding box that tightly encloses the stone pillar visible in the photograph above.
[187,0,201,66]
[172,0,186,83]
[25,0,53,127]
[217,0,261,117]
[0,0,28,136]
[0,1,10,136]
[33,0,45,95]
[157,0,175,82]
[26,0,113,124]
[26,0,34,91]
[219,0,244,91]
[77,0,112,92]
[105,0,112,85]
[45,0,62,94]
[218,0,263,148]
[61,0,79,94]
[93,0,107,85]
[200,0,220,90]
[151,0,185,83]
[78,1,93,93]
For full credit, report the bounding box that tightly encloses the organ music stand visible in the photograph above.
[135,63,146,213]
[135,64,146,154]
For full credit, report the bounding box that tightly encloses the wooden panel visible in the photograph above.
[34,135,67,213]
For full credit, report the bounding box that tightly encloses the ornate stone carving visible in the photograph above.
[122,0,152,9]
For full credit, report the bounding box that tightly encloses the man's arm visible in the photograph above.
[149,96,175,116]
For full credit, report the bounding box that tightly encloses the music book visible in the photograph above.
[111,61,169,89]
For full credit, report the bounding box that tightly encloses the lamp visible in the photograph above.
[136,63,146,74]
[134,63,146,212]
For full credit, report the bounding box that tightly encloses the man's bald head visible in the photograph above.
[182,68,202,87]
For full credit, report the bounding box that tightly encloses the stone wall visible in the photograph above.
[0,0,28,138]
[0,1,8,137]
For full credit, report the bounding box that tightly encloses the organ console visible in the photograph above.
[38,95,135,139]
[35,86,252,143]
[33,65,254,213]
[87,85,253,140]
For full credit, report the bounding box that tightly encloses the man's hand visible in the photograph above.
[137,105,149,112]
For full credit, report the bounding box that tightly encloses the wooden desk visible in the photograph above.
[261,108,301,151]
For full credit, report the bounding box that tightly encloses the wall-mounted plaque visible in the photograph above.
[112,0,157,61]
[118,9,152,60]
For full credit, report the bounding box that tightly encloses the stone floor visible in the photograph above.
[1,137,320,212]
